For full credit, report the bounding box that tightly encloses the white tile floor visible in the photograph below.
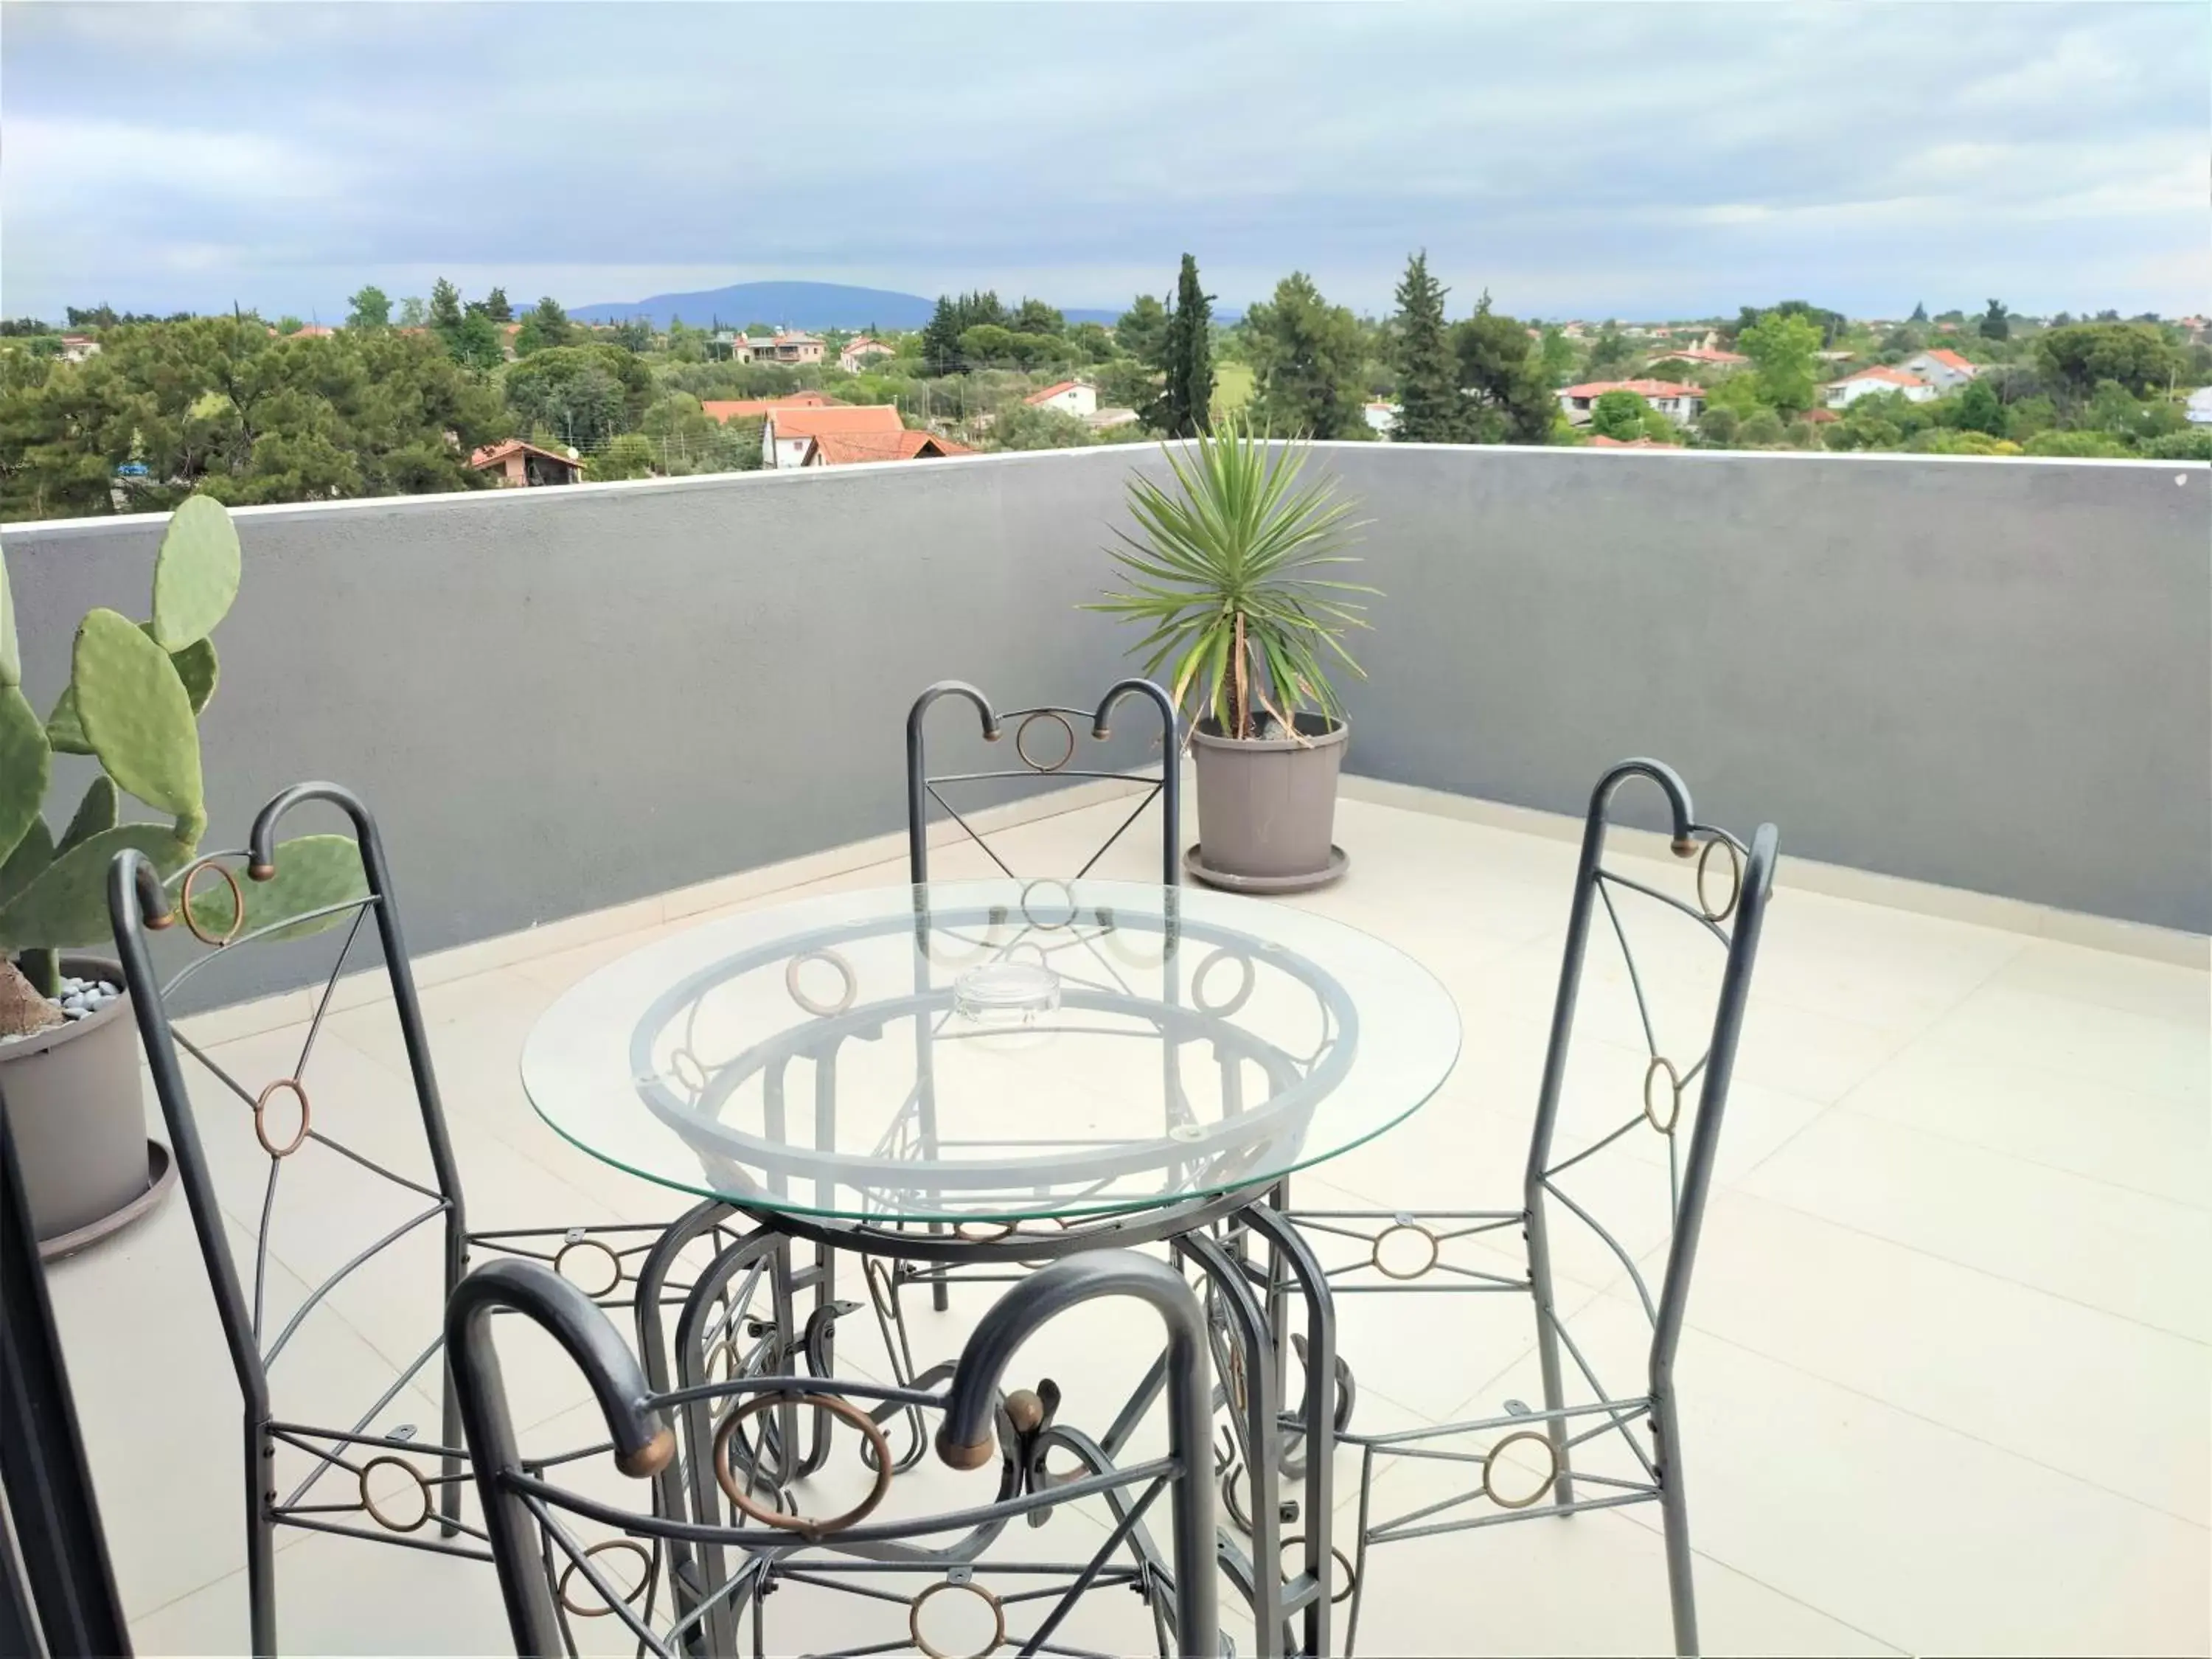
[43,793,2211,1656]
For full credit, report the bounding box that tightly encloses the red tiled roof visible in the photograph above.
[1916,349,1975,373]
[1646,347,1747,366]
[700,392,838,422]
[1561,379,1705,400]
[767,405,905,439]
[1023,380,1088,405]
[1586,434,1682,448]
[804,430,975,465]
[1829,366,1927,388]
[467,439,582,470]
[1803,406,1840,423]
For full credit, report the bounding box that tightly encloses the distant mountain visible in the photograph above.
[571,280,1142,333]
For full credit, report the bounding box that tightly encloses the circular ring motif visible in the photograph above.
[180,858,248,947]
[1191,947,1256,1018]
[1370,1222,1441,1281]
[1278,1537,1359,1605]
[1696,837,1742,923]
[1013,711,1077,774]
[1642,1055,1683,1136]
[954,1219,1015,1243]
[908,1579,1006,1659]
[253,1077,312,1159]
[667,1046,709,1096]
[554,1236,625,1299]
[1481,1429,1561,1510]
[1016,878,1077,931]
[714,1393,894,1536]
[556,1538,655,1618]
[785,950,857,1019]
[357,1455,431,1532]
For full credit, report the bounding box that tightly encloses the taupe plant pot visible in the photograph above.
[1186,713,1349,892]
[0,953,172,1257]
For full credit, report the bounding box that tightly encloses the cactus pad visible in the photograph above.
[44,684,92,754]
[57,776,118,855]
[151,493,242,650]
[0,822,188,950]
[0,551,18,689]
[73,608,203,823]
[176,834,370,943]
[0,817,52,912]
[0,685,50,869]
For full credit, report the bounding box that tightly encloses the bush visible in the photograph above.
[988,403,1096,451]
[2023,430,2135,459]
[1903,429,2021,456]
[593,434,655,480]
[1697,406,1739,445]
[2140,429,2212,461]
[1739,411,1785,447]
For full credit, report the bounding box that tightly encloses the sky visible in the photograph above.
[4,1,2208,324]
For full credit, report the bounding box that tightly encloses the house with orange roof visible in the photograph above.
[799,429,975,467]
[1023,380,1098,418]
[761,403,907,469]
[1899,349,1979,394]
[467,439,585,487]
[1647,346,1747,369]
[1557,379,1707,425]
[1823,366,1934,408]
[700,392,839,424]
[1585,434,1682,449]
[838,336,894,373]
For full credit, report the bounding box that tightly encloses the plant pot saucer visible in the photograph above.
[1183,844,1349,894]
[38,1140,176,1262]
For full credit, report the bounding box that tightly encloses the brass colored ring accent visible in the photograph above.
[1279,1537,1358,1605]
[785,949,857,1018]
[955,1219,1015,1243]
[1642,1055,1683,1135]
[181,858,247,947]
[1370,1221,1440,1281]
[714,1394,893,1536]
[1191,947,1256,1017]
[555,1538,655,1618]
[1696,837,1742,923]
[908,1579,1006,1659]
[253,1077,312,1159]
[1481,1429,1560,1510]
[1013,710,1077,774]
[554,1235,625,1299]
[357,1455,431,1533]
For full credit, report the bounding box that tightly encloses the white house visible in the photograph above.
[760,404,905,470]
[838,336,893,373]
[1899,349,1979,394]
[1823,366,1935,408]
[2186,386,2212,425]
[1557,379,1706,425]
[59,334,102,363]
[1363,401,1399,437]
[1023,380,1097,418]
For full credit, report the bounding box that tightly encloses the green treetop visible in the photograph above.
[1246,271,1368,440]
[1391,251,1461,444]
[1150,254,1215,438]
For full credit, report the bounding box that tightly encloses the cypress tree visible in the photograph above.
[1392,251,1460,442]
[1152,254,1215,437]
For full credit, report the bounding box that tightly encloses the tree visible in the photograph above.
[607,319,654,353]
[2035,322,2177,400]
[481,287,513,324]
[1010,298,1064,336]
[1980,299,2011,341]
[920,296,963,372]
[1391,251,1461,443]
[395,296,428,329]
[1697,407,1741,446]
[1909,301,1928,324]
[1534,325,1578,388]
[515,296,572,355]
[1150,254,1215,438]
[428,279,465,341]
[449,313,504,372]
[1952,379,2007,436]
[1583,324,1638,378]
[1245,271,1365,439]
[275,316,305,335]
[501,343,652,448]
[346,286,391,330]
[990,403,1096,451]
[1452,296,1554,443]
[592,433,655,480]
[1116,294,1169,366]
[1737,310,1823,413]
[1739,410,1786,447]
[1589,389,1652,439]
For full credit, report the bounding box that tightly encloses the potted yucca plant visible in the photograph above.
[1092,417,1374,890]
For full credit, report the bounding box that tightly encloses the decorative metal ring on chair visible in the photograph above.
[553,1232,625,1299]
[357,1455,432,1532]
[908,1578,1007,1659]
[1642,1054,1683,1135]
[1191,947,1256,1018]
[1481,1428,1561,1510]
[1013,710,1077,774]
[180,858,248,947]
[1279,1537,1359,1605]
[1017,877,1077,931]
[714,1393,894,1536]
[1370,1220,1441,1281]
[785,948,858,1018]
[1696,835,1742,923]
[253,1077,312,1158]
[555,1538,655,1618]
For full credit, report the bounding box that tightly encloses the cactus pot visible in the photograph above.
[0,954,169,1257]
[1184,713,1349,892]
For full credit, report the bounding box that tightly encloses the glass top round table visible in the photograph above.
[522,878,1460,1226]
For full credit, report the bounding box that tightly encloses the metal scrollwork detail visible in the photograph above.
[1013,710,1077,774]
[1481,1428,1561,1510]
[553,1234,625,1299]
[1696,836,1742,923]
[357,1455,431,1532]
[555,1538,655,1618]
[253,1077,312,1158]
[1642,1054,1683,1135]
[908,1578,1007,1659]
[180,858,248,947]
[713,1394,894,1537]
[1370,1221,1441,1281]
[785,949,857,1018]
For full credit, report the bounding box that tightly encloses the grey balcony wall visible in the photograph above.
[6,447,2207,988]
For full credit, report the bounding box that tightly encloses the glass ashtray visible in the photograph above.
[953,959,1062,1025]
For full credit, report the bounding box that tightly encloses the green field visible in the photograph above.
[1212,361,1255,417]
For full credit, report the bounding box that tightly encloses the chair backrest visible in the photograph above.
[107,782,467,1469]
[905,678,1180,885]
[1521,759,1778,1391]
[447,1248,1220,1658]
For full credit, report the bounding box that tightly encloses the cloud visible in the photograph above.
[1,1,2205,321]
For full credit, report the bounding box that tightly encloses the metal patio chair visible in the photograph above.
[108,782,708,1658]
[1273,759,1779,1658]
[448,1248,1223,1658]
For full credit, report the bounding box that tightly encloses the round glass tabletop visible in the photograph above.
[521,879,1460,1224]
